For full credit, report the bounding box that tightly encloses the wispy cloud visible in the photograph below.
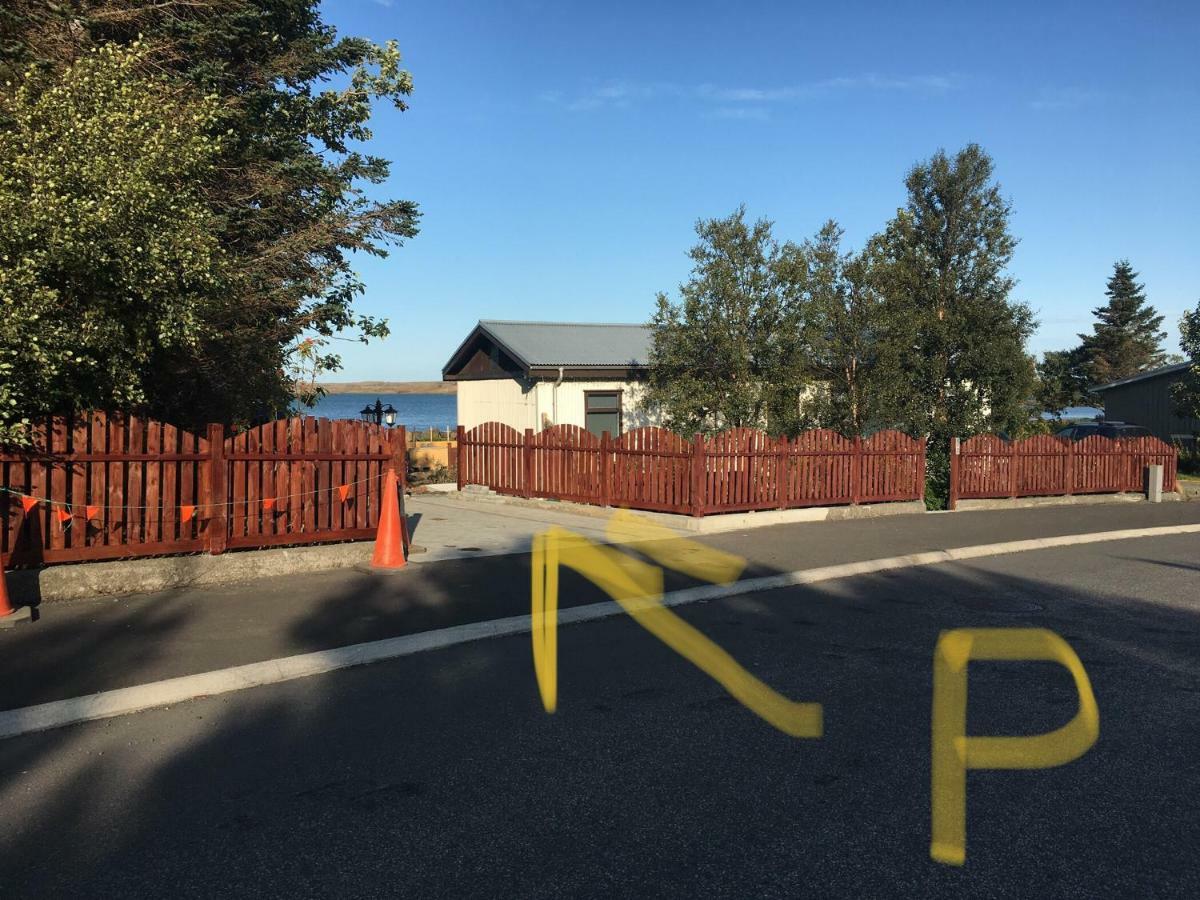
[1030,87,1106,111]
[709,106,771,121]
[543,73,958,115]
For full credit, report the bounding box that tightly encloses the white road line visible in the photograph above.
[2,523,1198,741]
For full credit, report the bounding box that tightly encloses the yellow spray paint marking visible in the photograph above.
[531,522,821,738]
[930,628,1100,866]
[604,509,746,586]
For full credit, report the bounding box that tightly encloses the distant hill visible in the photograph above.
[316,381,455,395]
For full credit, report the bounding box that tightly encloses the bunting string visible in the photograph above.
[0,470,398,518]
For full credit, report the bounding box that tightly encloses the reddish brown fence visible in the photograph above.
[949,434,1178,509]
[1,413,405,567]
[456,423,926,516]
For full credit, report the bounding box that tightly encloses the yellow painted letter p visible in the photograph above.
[930,628,1099,866]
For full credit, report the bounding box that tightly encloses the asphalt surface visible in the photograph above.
[2,502,1198,710]
[2,530,1200,897]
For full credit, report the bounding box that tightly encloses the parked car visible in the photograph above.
[1055,422,1153,440]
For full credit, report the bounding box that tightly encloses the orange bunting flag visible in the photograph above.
[180,504,196,523]
[20,495,38,514]
[263,497,276,512]
[86,504,101,521]
[337,484,352,503]
[56,508,72,524]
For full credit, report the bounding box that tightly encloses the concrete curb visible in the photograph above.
[955,492,1184,511]
[2,521,1197,741]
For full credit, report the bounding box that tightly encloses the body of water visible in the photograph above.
[1041,406,1104,421]
[302,393,456,431]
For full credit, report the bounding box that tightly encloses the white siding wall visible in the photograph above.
[456,378,538,431]
[456,378,660,434]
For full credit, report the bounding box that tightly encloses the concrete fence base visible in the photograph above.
[6,541,376,605]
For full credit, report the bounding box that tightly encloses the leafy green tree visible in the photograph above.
[788,221,908,435]
[1172,299,1200,423]
[870,144,1037,508]
[1036,347,1091,416]
[1,1,419,426]
[646,208,806,435]
[873,144,1037,440]
[1077,260,1167,390]
[0,44,225,444]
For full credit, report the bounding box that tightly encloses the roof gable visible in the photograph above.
[443,320,653,379]
[1092,361,1191,392]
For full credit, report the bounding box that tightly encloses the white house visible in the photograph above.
[442,320,660,436]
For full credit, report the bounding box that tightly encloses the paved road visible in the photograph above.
[3,530,1199,897]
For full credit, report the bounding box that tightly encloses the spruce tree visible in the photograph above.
[1079,260,1167,387]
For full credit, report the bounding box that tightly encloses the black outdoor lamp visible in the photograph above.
[360,398,386,425]
[383,404,397,427]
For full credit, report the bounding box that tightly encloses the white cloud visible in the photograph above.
[1030,87,1106,111]
[544,73,958,114]
[709,106,771,121]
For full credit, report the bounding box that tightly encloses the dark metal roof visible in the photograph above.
[443,320,653,377]
[1092,361,1191,392]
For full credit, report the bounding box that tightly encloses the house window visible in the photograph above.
[584,391,622,438]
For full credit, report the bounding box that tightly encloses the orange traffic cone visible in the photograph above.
[0,564,32,628]
[371,468,408,570]
[0,567,13,617]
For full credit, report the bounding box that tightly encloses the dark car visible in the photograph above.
[1054,421,1153,440]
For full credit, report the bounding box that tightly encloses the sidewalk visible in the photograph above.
[405,491,684,562]
[2,502,1198,714]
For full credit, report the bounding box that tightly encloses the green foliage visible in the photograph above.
[645,208,806,435]
[1036,347,1091,415]
[1,1,419,429]
[1077,260,1167,391]
[788,221,909,436]
[872,144,1038,446]
[1174,439,1200,477]
[1015,417,1056,438]
[0,44,225,443]
[1171,299,1200,423]
[646,145,1040,503]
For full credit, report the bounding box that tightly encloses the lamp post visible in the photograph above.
[359,399,398,428]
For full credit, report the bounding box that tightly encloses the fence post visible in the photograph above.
[948,437,959,511]
[690,433,706,517]
[524,428,534,500]
[1008,438,1018,499]
[776,435,788,510]
[206,423,228,555]
[850,436,861,505]
[392,426,407,490]
[1064,438,1074,496]
[456,425,465,491]
[600,431,612,507]
[918,438,927,502]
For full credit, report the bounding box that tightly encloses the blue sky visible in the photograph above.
[323,0,1200,381]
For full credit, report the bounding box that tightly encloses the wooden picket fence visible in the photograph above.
[456,423,926,516]
[0,413,406,567]
[949,434,1178,509]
